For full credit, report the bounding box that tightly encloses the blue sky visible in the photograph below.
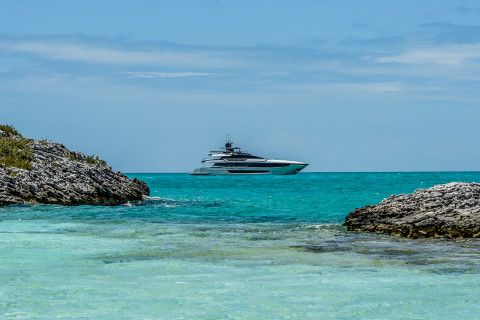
[2,0,480,172]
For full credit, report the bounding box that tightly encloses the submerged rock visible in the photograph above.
[0,127,149,206]
[344,182,480,239]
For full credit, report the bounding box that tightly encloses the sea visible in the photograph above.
[1,172,480,319]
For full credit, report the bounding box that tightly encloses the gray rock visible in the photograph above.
[0,130,149,206]
[344,182,480,239]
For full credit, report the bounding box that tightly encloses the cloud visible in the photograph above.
[125,72,213,78]
[350,23,480,48]
[2,34,480,105]
[0,40,240,68]
[258,71,289,77]
[281,82,403,93]
[455,6,480,15]
[377,44,480,65]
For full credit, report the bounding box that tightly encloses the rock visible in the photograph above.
[343,182,480,239]
[0,128,149,206]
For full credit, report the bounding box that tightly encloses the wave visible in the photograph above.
[123,196,223,208]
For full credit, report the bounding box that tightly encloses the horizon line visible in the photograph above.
[124,170,480,174]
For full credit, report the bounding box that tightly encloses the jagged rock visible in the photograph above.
[0,129,149,206]
[344,182,480,239]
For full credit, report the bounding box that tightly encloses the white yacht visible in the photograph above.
[191,139,308,175]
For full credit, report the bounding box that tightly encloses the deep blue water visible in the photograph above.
[1,172,480,319]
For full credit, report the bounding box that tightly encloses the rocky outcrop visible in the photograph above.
[344,182,480,239]
[0,128,149,206]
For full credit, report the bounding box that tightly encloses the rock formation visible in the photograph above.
[344,182,480,239]
[0,126,149,206]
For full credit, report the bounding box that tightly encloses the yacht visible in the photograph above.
[191,139,308,175]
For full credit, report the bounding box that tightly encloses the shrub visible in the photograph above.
[86,155,98,164]
[67,152,80,162]
[0,136,33,170]
[0,124,21,137]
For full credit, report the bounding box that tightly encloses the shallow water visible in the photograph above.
[1,172,480,319]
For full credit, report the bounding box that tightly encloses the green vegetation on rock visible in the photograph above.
[0,124,21,137]
[86,154,99,164]
[0,125,33,170]
[67,152,80,162]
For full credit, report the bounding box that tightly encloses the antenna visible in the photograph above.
[224,134,233,152]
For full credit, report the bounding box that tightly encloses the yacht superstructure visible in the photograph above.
[191,139,308,175]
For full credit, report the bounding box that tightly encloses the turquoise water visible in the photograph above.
[1,172,480,319]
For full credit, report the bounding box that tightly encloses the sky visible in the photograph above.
[2,0,480,172]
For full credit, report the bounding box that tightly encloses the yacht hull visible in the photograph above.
[191,163,308,175]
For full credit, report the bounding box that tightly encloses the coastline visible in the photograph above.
[0,126,149,206]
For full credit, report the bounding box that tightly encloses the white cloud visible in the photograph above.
[258,71,289,76]
[283,82,403,93]
[125,72,213,78]
[377,44,480,65]
[0,40,240,68]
